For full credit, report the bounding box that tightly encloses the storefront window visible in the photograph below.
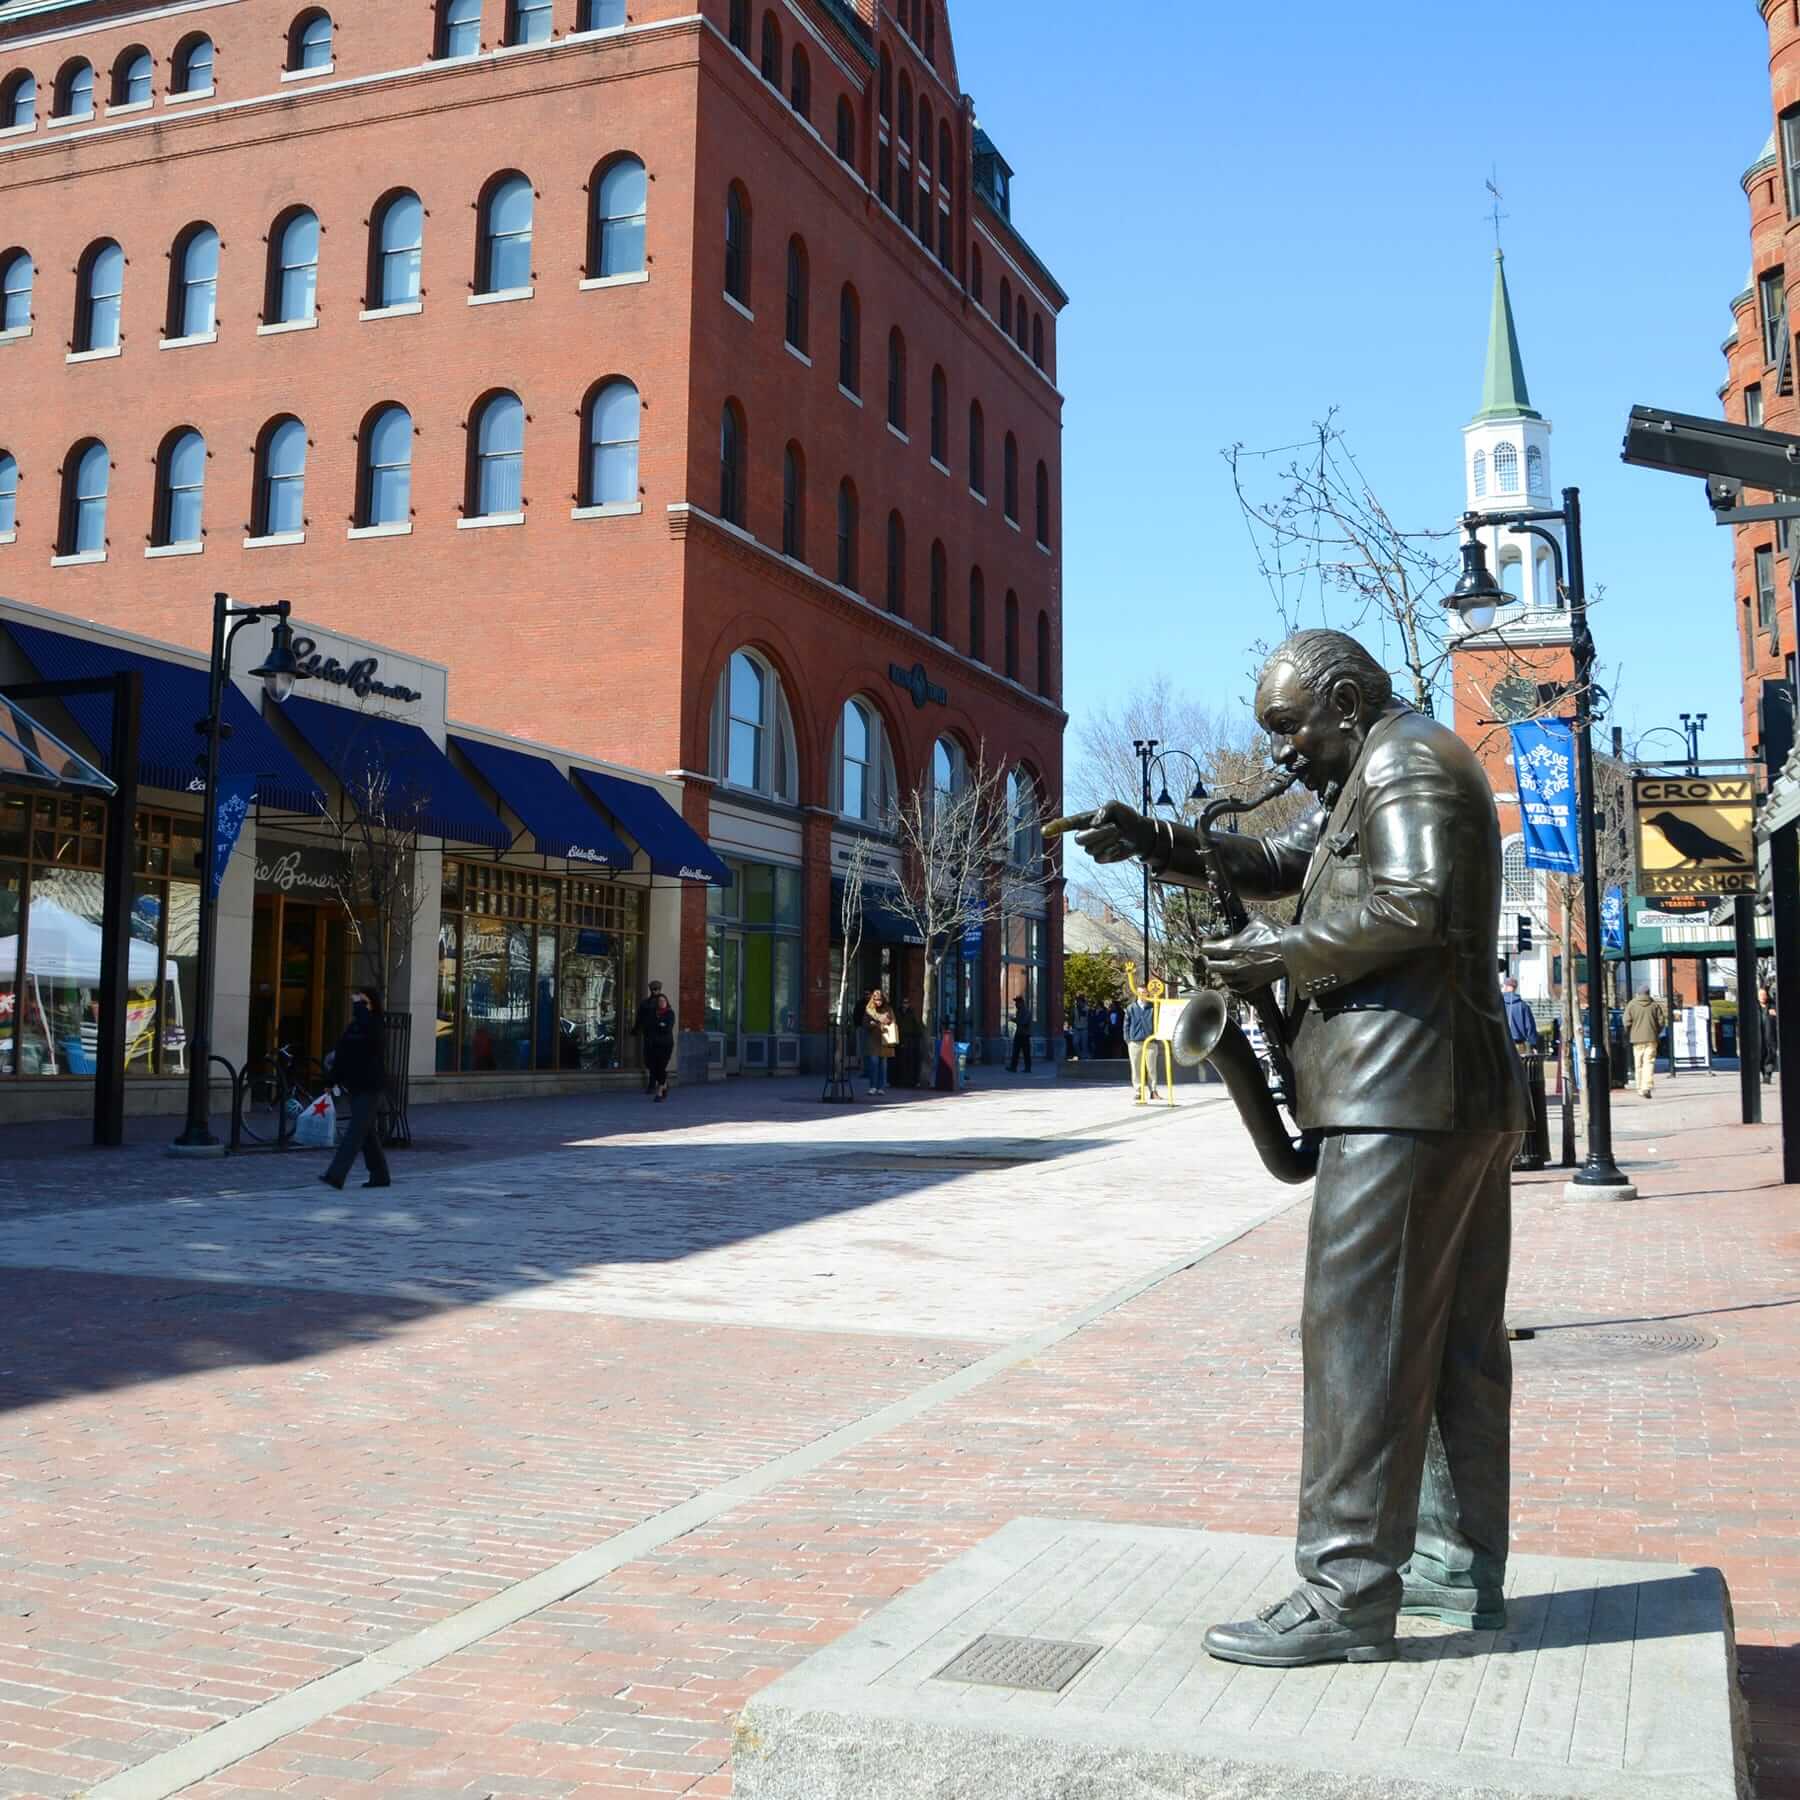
[708,857,802,1052]
[1002,913,1046,1035]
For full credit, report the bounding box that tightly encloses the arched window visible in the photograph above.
[924,0,936,61]
[2,71,35,131]
[781,440,805,558]
[930,366,947,464]
[0,450,16,534]
[790,45,810,118]
[729,0,750,53]
[267,208,319,325]
[1472,449,1487,499]
[759,11,781,83]
[74,239,123,352]
[897,71,912,145]
[969,400,985,496]
[1498,551,1524,600]
[835,96,854,162]
[885,509,906,615]
[1004,588,1020,678]
[469,390,524,516]
[582,377,639,506]
[838,283,859,393]
[1526,444,1546,496]
[836,477,858,589]
[970,245,983,304]
[54,59,94,119]
[580,0,626,26]
[835,699,897,822]
[477,172,532,294]
[153,428,205,547]
[937,120,951,189]
[919,99,932,179]
[170,36,213,95]
[933,735,965,799]
[930,540,947,639]
[1501,836,1533,910]
[1034,459,1050,546]
[887,326,906,431]
[1534,550,1555,605]
[60,439,109,555]
[0,249,33,332]
[715,649,797,801]
[724,183,751,302]
[592,155,646,277]
[719,399,745,525]
[878,46,891,121]
[169,224,218,337]
[371,190,423,308]
[968,566,986,661]
[505,0,552,46]
[998,277,1012,335]
[1015,305,1027,352]
[1031,314,1044,368]
[358,404,412,526]
[438,0,482,58]
[1035,609,1052,698]
[288,10,333,70]
[784,235,808,352]
[1003,433,1019,521]
[1494,441,1519,494]
[1008,767,1042,868]
[112,47,152,107]
[255,415,307,536]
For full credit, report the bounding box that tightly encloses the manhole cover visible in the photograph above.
[1283,1324,1718,1362]
[934,1634,1101,1692]
[151,1291,280,1314]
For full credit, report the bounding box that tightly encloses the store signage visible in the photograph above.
[890,661,947,710]
[291,636,423,705]
[1632,775,1756,897]
[254,845,343,895]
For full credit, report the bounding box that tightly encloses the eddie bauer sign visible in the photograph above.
[291,636,423,705]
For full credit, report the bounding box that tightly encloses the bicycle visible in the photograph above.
[237,1043,329,1146]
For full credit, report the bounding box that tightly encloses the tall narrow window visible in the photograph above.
[836,478,858,589]
[887,327,906,431]
[968,566,986,661]
[1761,268,1786,364]
[1784,106,1800,219]
[1031,314,1044,368]
[970,245,983,304]
[0,249,33,332]
[155,428,205,546]
[113,47,152,106]
[784,235,808,352]
[470,390,524,516]
[924,0,936,61]
[836,96,854,162]
[3,72,35,130]
[593,155,646,276]
[727,651,765,790]
[1472,449,1487,498]
[478,173,532,293]
[372,190,423,307]
[930,366,947,464]
[725,183,751,303]
[879,47,891,120]
[1034,459,1050,546]
[838,283,859,392]
[930,540,947,639]
[919,99,932,180]
[439,0,482,57]
[1758,545,1778,629]
[1493,441,1519,495]
[1004,589,1019,678]
[840,700,871,820]
[969,401,985,495]
[790,45,810,119]
[759,11,780,82]
[1746,383,1766,428]
[1003,433,1019,520]
[288,10,333,70]
[1525,445,1545,497]
[74,239,123,352]
[729,0,749,52]
[506,0,552,45]
[54,59,94,119]
[898,72,912,144]
[720,399,745,525]
[781,441,805,558]
[886,510,906,615]
[580,0,626,25]
[999,277,1012,335]
[360,404,412,526]
[1036,610,1052,698]
[268,208,319,324]
[61,439,109,555]
[256,415,307,535]
[170,224,219,337]
[0,451,16,534]
[170,35,213,94]
[582,378,639,505]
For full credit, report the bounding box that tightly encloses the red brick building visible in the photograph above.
[0,0,1068,1077]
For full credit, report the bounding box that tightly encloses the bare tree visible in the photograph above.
[823,833,875,1101]
[316,761,430,1009]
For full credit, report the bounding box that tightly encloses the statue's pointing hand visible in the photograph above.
[1042,801,1158,866]
[1198,916,1287,995]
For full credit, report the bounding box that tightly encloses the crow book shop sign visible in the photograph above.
[1509,718,1581,875]
[1633,775,1757,898]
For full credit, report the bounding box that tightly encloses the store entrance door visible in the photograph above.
[250,893,350,1068]
[719,931,743,1074]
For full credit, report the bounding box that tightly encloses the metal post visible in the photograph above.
[1563,490,1631,1190]
[93,671,141,1149]
[1135,739,1156,979]
[1735,894,1762,1125]
[1762,679,1800,1181]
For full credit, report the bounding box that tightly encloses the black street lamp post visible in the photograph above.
[1450,487,1633,1196]
[172,593,305,1154]
[1130,740,1208,980]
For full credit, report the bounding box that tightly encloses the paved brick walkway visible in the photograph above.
[0,1074,1795,1797]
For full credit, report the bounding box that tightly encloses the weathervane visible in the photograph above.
[1485,169,1508,254]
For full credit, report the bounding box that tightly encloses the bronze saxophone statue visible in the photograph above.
[1172,775,1321,1185]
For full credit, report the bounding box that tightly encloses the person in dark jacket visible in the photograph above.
[320,988,391,1190]
[1007,993,1032,1072]
[639,982,676,1101]
[1124,985,1159,1102]
[1759,985,1779,1083]
[1500,978,1539,1053]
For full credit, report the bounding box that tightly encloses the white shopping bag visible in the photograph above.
[294,1090,337,1149]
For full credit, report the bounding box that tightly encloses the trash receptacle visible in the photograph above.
[1514,1051,1549,1172]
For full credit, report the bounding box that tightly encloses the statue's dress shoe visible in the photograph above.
[1400,1574,1505,1631]
[1202,1592,1395,1668]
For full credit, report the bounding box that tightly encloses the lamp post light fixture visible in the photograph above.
[1447,486,1633,1198]
[1130,739,1208,979]
[1678,711,1708,775]
[172,593,307,1154]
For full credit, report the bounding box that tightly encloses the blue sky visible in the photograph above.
[952,0,1772,783]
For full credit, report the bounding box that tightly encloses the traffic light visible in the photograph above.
[1516,914,1533,953]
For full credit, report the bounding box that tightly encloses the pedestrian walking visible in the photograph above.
[864,988,896,1092]
[1624,986,1667,1098]
[1007,992,1032,1072]
[1759,985,1779,1083]
[1500,977,1540,1053]
[639,981,675,1101]
[319,987,391,1191]
[1124,984,1159,1103]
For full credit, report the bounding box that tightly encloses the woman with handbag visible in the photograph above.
[320,988,391,1190]
[864,987,897,1094]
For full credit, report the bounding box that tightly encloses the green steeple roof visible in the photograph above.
[1473,250,1541,424]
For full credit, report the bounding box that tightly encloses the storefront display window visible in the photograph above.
[707,858,801,1052]
[1002,912,1046,1034]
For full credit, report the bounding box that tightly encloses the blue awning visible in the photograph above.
[449,735,634,868]
[281,695,509,848]
[832,878,925,946]
[571,766,731,885]
[4,620,324,813]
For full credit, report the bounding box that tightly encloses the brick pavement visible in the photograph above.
[0,1076,1796,1797]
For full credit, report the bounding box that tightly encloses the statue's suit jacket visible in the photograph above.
[1194,704,1529,1136]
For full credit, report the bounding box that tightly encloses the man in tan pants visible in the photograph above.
[1624,988,1667,1097]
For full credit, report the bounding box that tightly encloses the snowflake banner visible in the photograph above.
[1509,718,1581,876]
[207,774,258,901]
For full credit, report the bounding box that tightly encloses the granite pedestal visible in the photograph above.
[733,1519,1746,1800]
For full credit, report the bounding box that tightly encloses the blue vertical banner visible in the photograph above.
[1600,885,1626,954]
[209,774,257,901]
[1509,719,1581,875]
